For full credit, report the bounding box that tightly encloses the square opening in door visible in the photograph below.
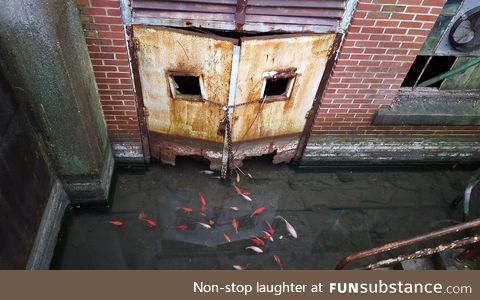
[167,72,204,100]
[261,71,296,101]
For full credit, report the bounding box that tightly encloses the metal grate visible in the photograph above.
[131,0,347,32]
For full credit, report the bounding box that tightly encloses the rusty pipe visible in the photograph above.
[336,218,480,270]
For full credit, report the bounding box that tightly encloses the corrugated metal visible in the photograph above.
[132,0,237,22]
[132,0,346,31]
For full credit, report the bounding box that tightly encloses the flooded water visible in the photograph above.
[51,158,480,270]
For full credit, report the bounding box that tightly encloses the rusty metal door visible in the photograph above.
[133,25,335,166]
[231,34,336,142]
[133,26,236,148]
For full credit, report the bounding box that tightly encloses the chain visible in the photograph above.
[201,97,264,111]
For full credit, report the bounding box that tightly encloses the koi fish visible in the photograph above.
[250,207,265,218]
[208,219,215,225]
[233,265,246,270]
[265,221,275,236]
[250,237,265,246]
[279,235,284,240]
[138,211,147,220]
[200,193,207,205]
[247,173,253,179]
[230,206,240,212]
[176,224,189,231]
[199,192,207,216]
[232,218,238,234]
[144,219,157,228]
[233,184,242,195]
[109,221,123,227]
[275,216,297,239]
[245,246,263,254]
[236,172,240,183]
[178,207,193,214]
[199,170,214,175]
[273,255,283,270]
[242,192,252,196]
[197,222,212,229]
[240,193,252,202]
[261,231,274,242]
[224,232,232,243]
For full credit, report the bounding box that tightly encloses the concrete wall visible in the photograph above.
[0,73,66,269]
[0,0,114,204]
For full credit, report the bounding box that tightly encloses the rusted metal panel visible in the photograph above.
[131,0,347,33]
[133,26,235,144]
[231,33,336,142]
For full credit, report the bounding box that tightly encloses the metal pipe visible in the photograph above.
[364,234,480,270]
[336,218,480,270]
[417,56,480,87]
[463,168,480,221]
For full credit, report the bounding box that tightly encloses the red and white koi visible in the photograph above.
[245,246,263,254]
[144,219,157,228]
[223,232,232,243]
[176,224,189,231]
[108,220,123,227]
[261,231,274,242]
[275,216,297,239]
[265,220,275,236]
[273,255,283,270]
[232,218,239,234]
[177,207,193,214]
[197,222,212,229]
[250,237,265,246]
[250,207,265,218]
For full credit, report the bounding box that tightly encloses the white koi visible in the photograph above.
[275,216,298,239]
[245,246,263,254]
[240,193,252,202]
[230,206,241,212]
[197,222,212,229]
[199,170,214,175]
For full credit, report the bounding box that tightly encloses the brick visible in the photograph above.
[91,0,120,7]
[94,16,122,24]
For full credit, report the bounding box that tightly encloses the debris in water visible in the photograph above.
[108,221,123,227]
[208,219,215,225]
[279,235,284,240]
[138,211,147,220]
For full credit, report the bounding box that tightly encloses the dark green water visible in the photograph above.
[51,158,479,270]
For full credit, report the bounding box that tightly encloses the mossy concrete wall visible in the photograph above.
[0,0,112,203]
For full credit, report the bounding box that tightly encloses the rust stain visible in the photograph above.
[133,25,234,143]
[231,34,335,142]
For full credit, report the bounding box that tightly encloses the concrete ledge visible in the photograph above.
[26,180,69,270]
[302,136,480,165]
[112,141,146,167]
[373,90,480,125]
[62,146,114,205]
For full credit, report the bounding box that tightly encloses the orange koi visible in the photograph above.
[250,237,265,246]
[108,221,123,227]
[250,207,265,218]
[178,207,193,214]
[242,192,252,196]
[274,255,283,270]
[176,224,188,231]
[232,218,239,234]
[199,192,207,206]
[223,232,232,243]
[144,218,157,228]
[233,184,242,195]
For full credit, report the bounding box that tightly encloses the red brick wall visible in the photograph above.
[77,0,144,158]
[312,0,480,137]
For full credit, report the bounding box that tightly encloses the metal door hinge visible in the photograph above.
[143,107,149,117]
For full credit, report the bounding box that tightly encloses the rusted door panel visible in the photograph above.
[231,34,335,142]
[133,26,236,143]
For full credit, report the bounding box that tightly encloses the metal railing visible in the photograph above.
[336,218,480,270]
